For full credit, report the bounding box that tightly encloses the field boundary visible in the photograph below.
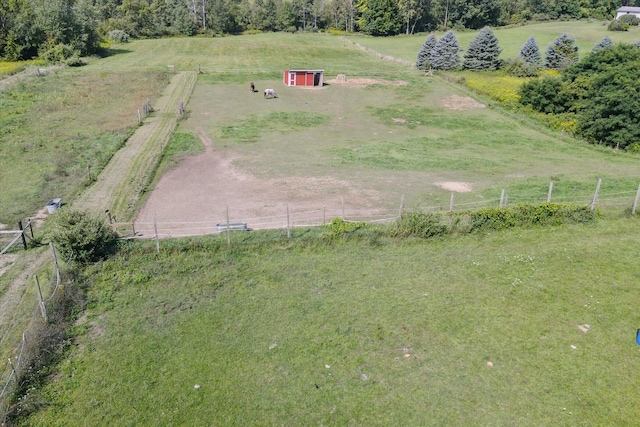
[114,180,640,239]
[75,71,198,220]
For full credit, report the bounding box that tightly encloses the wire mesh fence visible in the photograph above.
[0,243,62,422]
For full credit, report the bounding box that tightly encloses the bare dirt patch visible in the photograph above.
[326,77,408,88]
[440,95,485,111]
[135,131,386,235]
[436,182,473,193]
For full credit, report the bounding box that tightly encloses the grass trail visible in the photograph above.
[75,71,197,219]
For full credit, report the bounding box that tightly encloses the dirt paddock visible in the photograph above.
[135,132,390,235]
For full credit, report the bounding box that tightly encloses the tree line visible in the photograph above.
[0,0,637,61]
[415,25,640,151]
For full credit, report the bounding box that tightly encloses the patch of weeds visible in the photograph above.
[325,217,368,240]
[219,112,330,143]
[368,104,486,130]
[388,210,448,238]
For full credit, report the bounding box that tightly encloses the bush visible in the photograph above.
[49,209,119,265]
[388,211,447,238]
[64,55,86,67]
[608,20,629,31]
[40,43,74,63]
[619,14,639,26]
[518,76,571,114]
[504,57,540,77]
[108,30,130,43]
[326,217,367,239]
[464,203,596,231]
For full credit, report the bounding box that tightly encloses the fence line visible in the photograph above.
[0,220,33,256]
[109,180,640,242]
[0,243,62,421]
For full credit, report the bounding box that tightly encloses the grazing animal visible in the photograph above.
[264,88,277,99]
[250,82,255,92]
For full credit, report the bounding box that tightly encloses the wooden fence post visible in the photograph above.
[17,221,26,250]
[341,197,345,219]
[50,243,61,286]
[286,203,291,239]
[499,189,505,208]
[226,205,230,247]
[633,183,640,215]
[323,207,326,225]
[34,276,47,323]
[28,219,34,238]
[449,193,454,212]
[153,211,160,254]
[547,181,553,203]
[591,178,602,211]
[398,194,405,217]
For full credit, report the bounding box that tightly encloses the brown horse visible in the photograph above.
[250,82,255,92]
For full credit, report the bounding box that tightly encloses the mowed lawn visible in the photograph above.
[348,20,640,64]
[22,217,640,425]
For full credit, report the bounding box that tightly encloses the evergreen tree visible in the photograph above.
[591,36,613,53]
[430,30,460,70]
[462,26,501,70]
[519,35,541,66]
[416,33,437,70]
[545,33,578,70]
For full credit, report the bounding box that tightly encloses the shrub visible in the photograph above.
[49,209,119,265]
[65,55,86,67]
[326,217,367,239]
[40,43,75,63]
[518,76,571,114]
[108,30,130,43]
[619,14,639,26]
[608,20,629,31]
[504,57,540,77]
[465,203,596,231]
[388,211,447,238]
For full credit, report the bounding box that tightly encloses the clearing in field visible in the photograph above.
[137,70,640,231]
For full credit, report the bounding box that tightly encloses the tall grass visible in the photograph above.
[0,71,169,223]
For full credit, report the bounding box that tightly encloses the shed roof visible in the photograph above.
[287,69,324,73]
[617,6,640,13]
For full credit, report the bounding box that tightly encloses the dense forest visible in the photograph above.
[0,0,639,60]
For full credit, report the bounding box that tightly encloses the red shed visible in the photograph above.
[283,69,324,87]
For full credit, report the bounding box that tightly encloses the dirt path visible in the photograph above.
[75,71,197,219]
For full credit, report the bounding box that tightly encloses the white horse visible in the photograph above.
[264,88,277,99]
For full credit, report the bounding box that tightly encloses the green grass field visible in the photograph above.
[348,20,640,64]
[4,22,640,425]
[19,218,640,426]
